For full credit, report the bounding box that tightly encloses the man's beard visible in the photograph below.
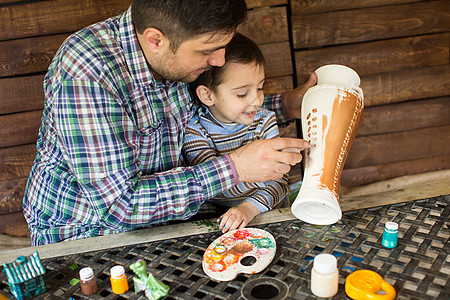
[150,51,208,83]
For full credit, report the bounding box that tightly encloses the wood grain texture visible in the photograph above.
[0,0,131,41]
[291,0,422,15]
[260,42,293,78]
[361,65,450,106]
[0,178,27,215]
[295,33,449,84]
[291,1,450,49]
[342,155,450,187]
[0,75,45,114]
[0,110,41,148]
[0,0,285,42]
[0,34,68,78]
[264,75,293,95]
[341,169,450,198]
[0,181,447,264]
[357,97,450,137]
[246,0,287,9]
[0,211,29,237]
[239,6,288,44]
[345,125,450,169]
[0,144,36,181]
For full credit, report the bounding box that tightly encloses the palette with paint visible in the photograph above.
[202,228,276,281]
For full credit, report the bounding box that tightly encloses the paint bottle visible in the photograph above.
[382,221,398,248]
[311,253,339,298]
[110,265,129,294]
[79,267,98,295]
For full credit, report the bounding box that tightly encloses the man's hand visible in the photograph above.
[229,138,310,183]
[284,73,317,119]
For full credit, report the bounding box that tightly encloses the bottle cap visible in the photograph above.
[385,222,398,231]
[313,253,337,274]
[110,265,125,278]
[79,267,94,281]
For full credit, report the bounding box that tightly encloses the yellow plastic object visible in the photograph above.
[0,293,9,300]
[345,269,396,300]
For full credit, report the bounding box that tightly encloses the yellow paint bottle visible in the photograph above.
[110,265,129,294]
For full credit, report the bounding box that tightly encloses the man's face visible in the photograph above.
[150,32,234,83]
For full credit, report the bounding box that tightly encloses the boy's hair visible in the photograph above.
[191,32,265,97]
[132,0,247,51]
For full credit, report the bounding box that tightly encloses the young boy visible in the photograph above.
[183,33,309,233]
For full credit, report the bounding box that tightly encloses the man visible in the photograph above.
[23,0,315,245]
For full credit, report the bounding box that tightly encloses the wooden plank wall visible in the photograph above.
[0,0,449,241]
[0,0,296,239]
[292,0,450,187]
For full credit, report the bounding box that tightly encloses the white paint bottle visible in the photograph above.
[311,253,339,298]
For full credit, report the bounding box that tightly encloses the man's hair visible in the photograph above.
[132,0,247,51]
[191,32,265,96]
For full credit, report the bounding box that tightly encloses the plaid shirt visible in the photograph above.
[183,106,289,212]
[23,7,292,245]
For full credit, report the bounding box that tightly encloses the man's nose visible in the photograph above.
[208,48,226,67]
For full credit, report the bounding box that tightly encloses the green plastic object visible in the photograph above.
[130,259,169,300]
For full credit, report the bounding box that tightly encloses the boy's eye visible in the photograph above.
[237,92,248,98]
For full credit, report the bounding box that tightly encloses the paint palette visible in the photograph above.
[202,228,276,281]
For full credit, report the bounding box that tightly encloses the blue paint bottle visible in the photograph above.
[382,222,398,248]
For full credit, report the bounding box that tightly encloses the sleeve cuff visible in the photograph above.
[223,154,239,184]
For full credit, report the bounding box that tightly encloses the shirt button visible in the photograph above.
[136,160,141,165]
[98,173,105,178]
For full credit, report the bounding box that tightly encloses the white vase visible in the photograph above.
[291,65,364,225]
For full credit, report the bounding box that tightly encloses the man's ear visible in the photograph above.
[141,28,167,54]
[196,85,215,106]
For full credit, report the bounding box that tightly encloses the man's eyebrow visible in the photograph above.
[199,45,227,53]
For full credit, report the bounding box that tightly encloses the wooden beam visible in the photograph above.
[0,75,45,114]
[295,33,449,84]
[0,211,29,238]
[357,97,450,137]
[0,34,68,78]
[346,125,450,169]
[291,0,423,15]
[239,6,288,44]
[0,110,41,148]
[342,155,450,187]
[264,75,293,95]
[0,144,35,181]
[0,181,447,264]
[246,0,287,9]
[0,178,27,215]
[260,42,293,78]
[291,1,450,49]
[341,169,450,198]
[361,65,450,107]
[0,0,131,41]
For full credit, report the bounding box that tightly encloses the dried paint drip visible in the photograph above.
[202,228,276,281]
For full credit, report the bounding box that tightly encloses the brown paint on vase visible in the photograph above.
[317,88,363,198]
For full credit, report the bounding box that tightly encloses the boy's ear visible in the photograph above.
[196,85,215,106]
[141,27,167,54]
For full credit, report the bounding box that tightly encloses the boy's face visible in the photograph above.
[207,62,265,125]
[149,32,234,83]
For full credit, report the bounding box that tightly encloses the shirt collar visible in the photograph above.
[118,6,159,88]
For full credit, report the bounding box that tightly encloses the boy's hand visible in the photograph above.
[219,202,261,233]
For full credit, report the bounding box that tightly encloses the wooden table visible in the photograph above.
[0,182,448,299]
